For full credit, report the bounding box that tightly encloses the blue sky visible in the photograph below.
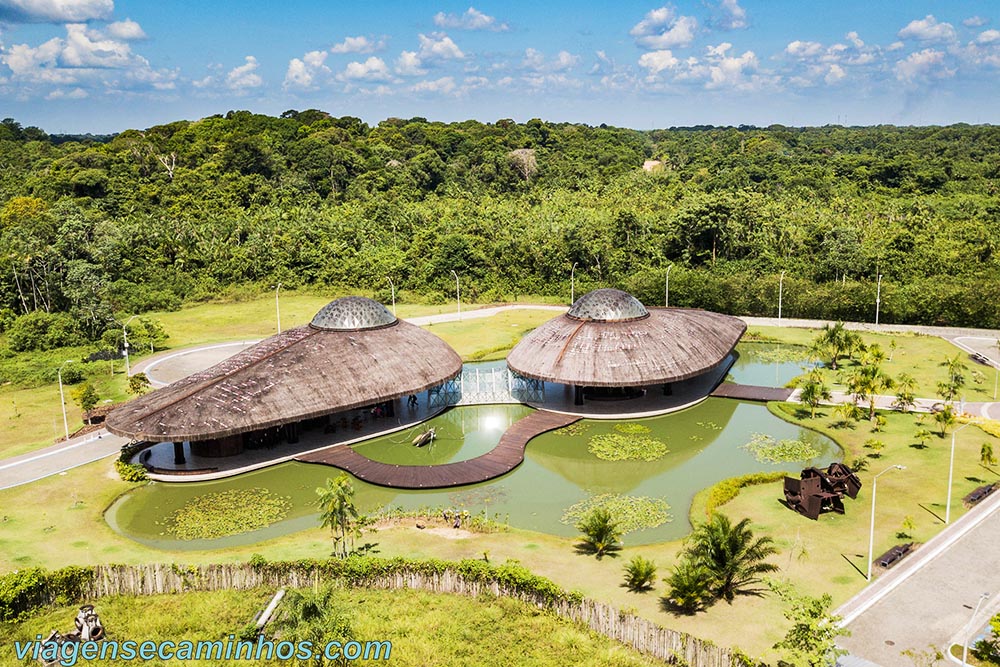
[1,0,999,133]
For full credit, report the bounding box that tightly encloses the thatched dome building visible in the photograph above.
[506,289,745,404]
[106,296,462,459]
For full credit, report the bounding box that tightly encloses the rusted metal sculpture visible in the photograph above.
[784,462,862,520]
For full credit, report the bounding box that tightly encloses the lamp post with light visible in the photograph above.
[665,264,673,308]
[947,421,975,524]
[122,315,138,377]
[963,592,991,666]
[778,270,786,323]
[57,359,75,442]
[867,464,906,580]
[571,262,578,304]
[387,277,396,316]
[450,270,461,321]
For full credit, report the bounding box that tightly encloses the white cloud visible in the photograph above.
[894,48,954,82]
[630,7,698,49]
[284,50,329,89]
[62,23,131,67]
[45,86,87,99]
[522,47,579,72]
[330,36,383,54]
[418,33,464,60]
[701,43,759,90]
[226,55,263,91]
[106,18,145,40]
[846,31,864,48]
[0,0,112,23]
[638,49,678,75]
[395,50,426,75]
[433,7,508,32]
[887,41,905,51]
[964,16,989,28]
[785,40,824,58]
[824,63,846,84]
[716,0,747,30]
[976,29,1000,45]
[898,15,957,43]
[340,56,391,81]
[409,76,456,94]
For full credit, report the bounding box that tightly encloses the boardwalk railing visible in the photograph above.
[44,561,738,667]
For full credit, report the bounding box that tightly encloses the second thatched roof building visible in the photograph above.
[506,288,745,405]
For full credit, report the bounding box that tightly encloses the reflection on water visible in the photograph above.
[107,399,839,550]
[729,343,814,387]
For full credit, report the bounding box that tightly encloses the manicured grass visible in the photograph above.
[0,368,131,459]
[2,587,667,667]
[749,325,992,400]
[422,309,556,361]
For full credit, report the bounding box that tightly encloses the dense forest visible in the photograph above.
[2,111,1000,354]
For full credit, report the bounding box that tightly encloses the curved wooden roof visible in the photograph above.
[106,316,462,442]
[506,298,746,388]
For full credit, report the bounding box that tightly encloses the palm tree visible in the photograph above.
[799,369,832,418]
[575,508,622,559]
[933,404,956,437]
[981,441,998,467]
[685,513,779,602]
[893,373,917,413]
[276,586,355,667]
[810,322,849,370]
[316,474,361,558]
[937,354,968,403]
[663,559,713,614]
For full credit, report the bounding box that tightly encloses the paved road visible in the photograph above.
[0,431,127,490]
[837,488,1000,665]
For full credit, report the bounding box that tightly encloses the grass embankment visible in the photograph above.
[2,588,666,667]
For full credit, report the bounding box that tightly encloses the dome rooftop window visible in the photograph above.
[566,288,649,322]
[310,296,398,331]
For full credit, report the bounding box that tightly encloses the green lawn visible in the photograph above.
[749,325,993,400]
[2,587,667,667]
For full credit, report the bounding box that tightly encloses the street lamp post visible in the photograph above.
[665,264,673,308]
[867,464,906,580]
[947,422,974,524]
[875,274,883,326]
[571,262,578,304]
[122,314,138,377]
[386,277,396,316]
[450,270,461,321]
[963,592,991,666]
[274,283,282,334]
[778,270,786,323]
[57,359,75,442]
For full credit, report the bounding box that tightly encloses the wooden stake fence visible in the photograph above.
[51,563,739,667]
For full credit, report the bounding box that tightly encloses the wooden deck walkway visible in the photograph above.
[295,410,581,489]
[710,383,794,402]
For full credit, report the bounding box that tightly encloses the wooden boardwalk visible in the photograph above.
[295,410,581,489]
[710,383,793,402]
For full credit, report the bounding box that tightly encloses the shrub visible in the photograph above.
[574,508,622,560]
[622,556,657,592]
[6,311,83,351]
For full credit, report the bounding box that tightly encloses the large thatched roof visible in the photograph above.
[506,289,745,387]
[106,297,462,442]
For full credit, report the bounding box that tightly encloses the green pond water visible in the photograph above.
[106,398,838,551]
[729,342,813,387]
